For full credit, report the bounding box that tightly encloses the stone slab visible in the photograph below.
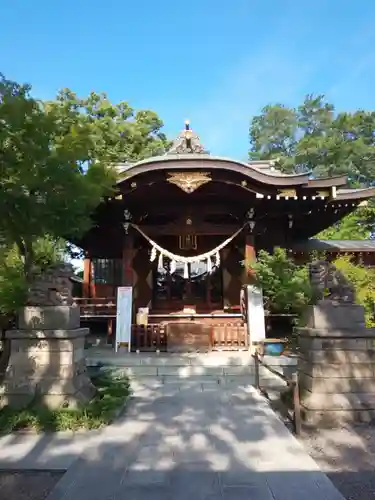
[9,337,85,353]
[300,349,375,364]
[299,372,375,393]
[302,390,375,411]
[305,303,366,330]
[302,407,375,426]
[299,336,375,351]
[18,306,80,330]
[298,359,375,378]
[5,327,89,339]
[157,365,225,377]
[298,327,375,338]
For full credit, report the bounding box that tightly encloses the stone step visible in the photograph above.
[86,350,255,367]
[93,366,287,390]
[86,350,297,389]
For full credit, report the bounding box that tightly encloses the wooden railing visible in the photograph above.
[211,323,247,349]
[131,322,247,352]
[131,324,168,352]
[253,351,302,435]
[75,298,248,352]
[73,297,116,317]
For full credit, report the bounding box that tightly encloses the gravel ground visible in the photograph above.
[301,425,375,500]
[265,388,375,500]
[0,471,64,500]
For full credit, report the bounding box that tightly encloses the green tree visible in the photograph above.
[249,94,375,236]
[249,104,297,172]
[47,89,171,164]
[249,94,375,180]
[317,207,374,240]
[0,74,115,283]
[0,74,170,318]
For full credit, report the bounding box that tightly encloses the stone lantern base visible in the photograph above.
[0,306,96,409]
[298,302,375,426]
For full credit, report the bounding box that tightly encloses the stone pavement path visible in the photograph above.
[47,380,345,500]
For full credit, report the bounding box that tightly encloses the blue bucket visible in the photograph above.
[263,341,285,356]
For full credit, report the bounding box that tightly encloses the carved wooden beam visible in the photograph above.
[137,223,241,236]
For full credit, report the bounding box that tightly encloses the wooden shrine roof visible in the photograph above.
[291,239,375,253]
[113,122,375,199]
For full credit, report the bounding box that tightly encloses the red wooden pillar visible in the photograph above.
[83,257,91,298]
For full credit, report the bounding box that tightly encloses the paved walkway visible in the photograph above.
[0,430,101,470]
[45,380,345,500]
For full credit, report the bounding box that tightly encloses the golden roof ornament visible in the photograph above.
[167,120,209,155]
[167,172,211,194]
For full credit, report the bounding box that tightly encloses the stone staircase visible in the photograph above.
[86,348,297,389]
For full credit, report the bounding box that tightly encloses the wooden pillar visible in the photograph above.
[122,233,134,286]
[244,233,256,283]
[83,257,91,298]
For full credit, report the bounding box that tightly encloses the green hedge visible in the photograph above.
[333,255,375,327]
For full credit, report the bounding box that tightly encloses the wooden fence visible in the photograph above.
[253,351,302,435]
[131,324,168,352]
[211,323,247,349]
[74,297,116,317]
[131,323,247,352]
[74,297,248,352]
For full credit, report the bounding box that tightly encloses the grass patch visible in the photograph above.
[0,372,131,434]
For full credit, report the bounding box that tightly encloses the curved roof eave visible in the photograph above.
[115,154,316,187]
[336,187,375,200]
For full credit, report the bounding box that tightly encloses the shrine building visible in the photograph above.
[74,122,375,351]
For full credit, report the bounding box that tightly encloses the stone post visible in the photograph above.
[0,263,96,409]
[1,306,96,409]
[298,301,375,426]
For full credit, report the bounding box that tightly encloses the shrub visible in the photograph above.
[0,245,27,318]
[0,236,67,318]
[252,247,313,317]
[333,256,375,327]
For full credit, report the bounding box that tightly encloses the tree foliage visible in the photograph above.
[249,94,375,238]
[249,94,375,180]
[46,89,171,164]
[0,74,116,281]
[0,74,169,316]
[251,247,313,316]
[317,209,373,240]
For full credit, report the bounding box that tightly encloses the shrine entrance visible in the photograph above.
[74,120,373,352]
[153,238,223,313]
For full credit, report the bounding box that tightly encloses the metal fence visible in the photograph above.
[253,351,302,435]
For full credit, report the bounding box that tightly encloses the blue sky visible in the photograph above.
[1,0,375,159]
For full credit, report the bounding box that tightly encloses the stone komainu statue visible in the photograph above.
[309,260,356,304]
[27,263,74,307]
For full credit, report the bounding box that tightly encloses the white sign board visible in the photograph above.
[246,285,266,344]
[115,286,133,352]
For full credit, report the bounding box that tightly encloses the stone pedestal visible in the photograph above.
[298,302,375,426]
[0,306,96,409]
